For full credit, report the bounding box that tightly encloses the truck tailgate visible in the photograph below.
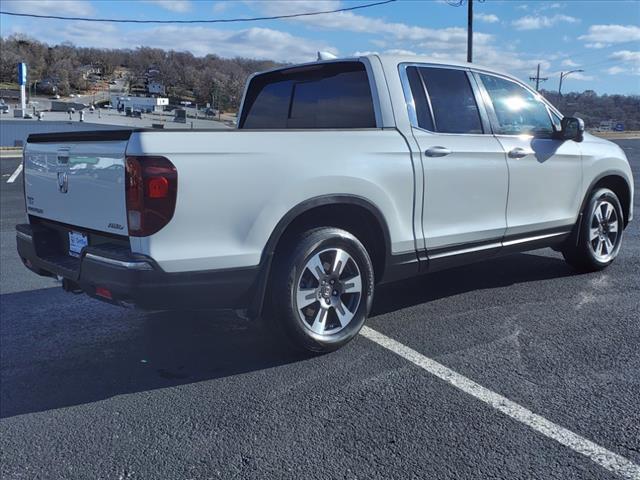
[24,132,131,235]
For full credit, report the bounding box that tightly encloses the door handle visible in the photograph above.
[508,147,533,159]
[425,146,452,157]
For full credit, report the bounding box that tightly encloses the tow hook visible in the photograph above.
[62,278,83,294]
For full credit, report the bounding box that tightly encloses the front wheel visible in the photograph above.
[270,227,374,353]
[562,188,624,272]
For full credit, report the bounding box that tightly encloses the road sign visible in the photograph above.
[18,63,27,116]
[18,63,27,86]
[614,123,625,132]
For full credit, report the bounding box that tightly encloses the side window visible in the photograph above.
[478,74,554,136]
[406,66,434,131]
[240,62,376,129]
[241,79,292,129]
[288,69,375,128]
[418,67,483,134]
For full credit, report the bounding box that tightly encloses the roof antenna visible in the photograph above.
[317,51,337,61]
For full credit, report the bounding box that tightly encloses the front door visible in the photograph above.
[476,73,582,238]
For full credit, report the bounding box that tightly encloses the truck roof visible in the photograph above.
[370,53,514,79]
[254,53,521,86]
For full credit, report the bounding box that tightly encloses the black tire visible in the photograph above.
[562,188,624,272]
[269,227,374,353]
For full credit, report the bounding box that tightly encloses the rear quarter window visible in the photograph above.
[240,62,376,129]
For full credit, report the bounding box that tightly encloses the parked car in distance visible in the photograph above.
[17,55,634,353]
[0,104,9,113]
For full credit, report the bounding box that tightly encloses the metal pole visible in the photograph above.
[558,73,564,96]
[467,0,473,63]
[535,64,540,91]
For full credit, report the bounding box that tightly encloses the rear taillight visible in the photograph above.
[125,156,177,237]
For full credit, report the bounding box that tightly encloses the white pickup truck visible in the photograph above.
[17,55,634,352]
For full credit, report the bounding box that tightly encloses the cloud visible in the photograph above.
[246,0,493,47]
[211,2,229,14]
[579,24,640,48]
[36,23,336,63]
[566,72,594,81]
[246,0,554,77]
[512,14,579,30]
[1,0,94,16]
[0,0,587,86]
[561,59,580,67]
[605,50,640,75]
[605,66,626,75]
[352,49,419,56]
[474,13,499,23]
[143,1,192,13]
[373,49,418,56]
[610,50,640,63]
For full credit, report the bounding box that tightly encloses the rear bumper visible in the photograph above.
[16,224,258,310]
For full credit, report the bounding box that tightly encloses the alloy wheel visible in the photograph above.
[295,248,363,336]
[588,199,620,262]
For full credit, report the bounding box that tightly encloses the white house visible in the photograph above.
[111,95,169,112]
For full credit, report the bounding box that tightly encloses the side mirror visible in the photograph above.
[560,117,585,142]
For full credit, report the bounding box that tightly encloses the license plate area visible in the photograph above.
[68,231,88,258]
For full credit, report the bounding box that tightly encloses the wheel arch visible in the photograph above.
[568,171,633,250]
[584,172,632,227]
[249,195,393,318]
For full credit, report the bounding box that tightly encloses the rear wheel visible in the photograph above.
[562,188,624,272]
[270,227,374,353]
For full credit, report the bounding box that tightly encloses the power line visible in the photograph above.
[0,0,396,24]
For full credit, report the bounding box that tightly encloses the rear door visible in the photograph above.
[475,72,582,238]
[24,133,130,235]
[402,65,509,256]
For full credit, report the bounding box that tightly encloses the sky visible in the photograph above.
[0,0,639,94]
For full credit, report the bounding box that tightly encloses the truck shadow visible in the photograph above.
[0,252,576,418]
[371,251,576,317]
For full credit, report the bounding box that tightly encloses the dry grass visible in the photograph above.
[589,131,640,139]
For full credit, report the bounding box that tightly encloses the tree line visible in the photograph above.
[1,34,638,126]
[0,34,279,111]
[542,90,640,131]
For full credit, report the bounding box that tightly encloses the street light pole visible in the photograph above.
[558,69,584,95]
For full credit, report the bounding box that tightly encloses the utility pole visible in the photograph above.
[558,69,584,96]
[447,0,480,63]
[529,63,548,92]
[467,0,473,63]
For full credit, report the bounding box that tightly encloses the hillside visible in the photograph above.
[1,34,638,126]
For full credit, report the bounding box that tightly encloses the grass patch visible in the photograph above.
[0,82,20,90]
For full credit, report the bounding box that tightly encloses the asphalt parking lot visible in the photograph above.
[1,141,639,479]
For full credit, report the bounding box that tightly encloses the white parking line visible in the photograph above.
[6,163,23,183]
[360,326,640,480]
